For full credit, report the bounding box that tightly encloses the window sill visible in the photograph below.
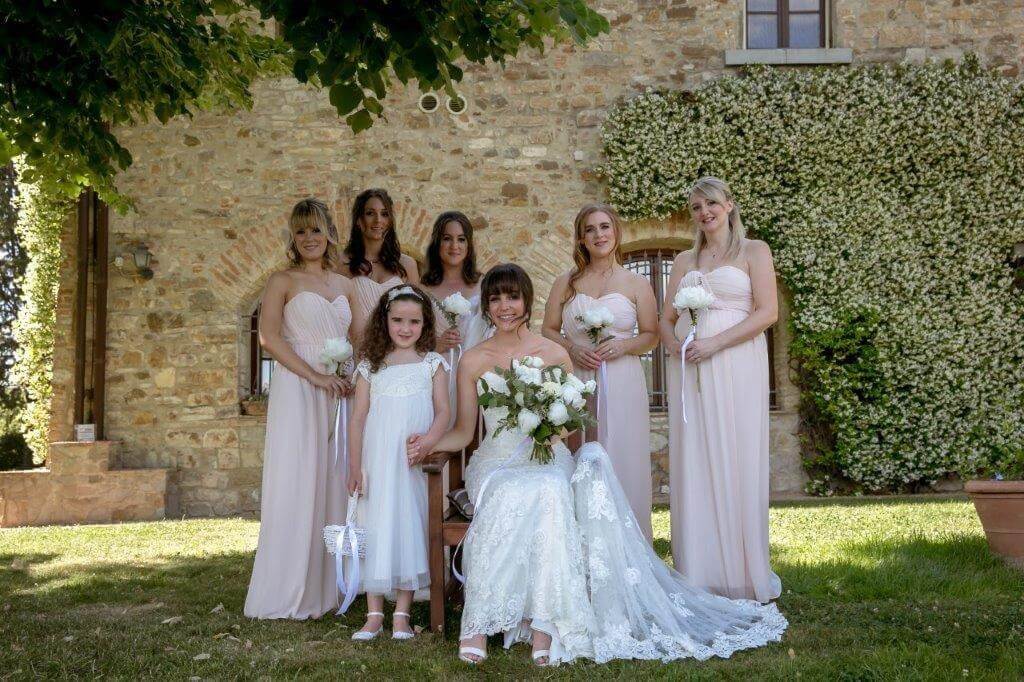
[725,48,853,66]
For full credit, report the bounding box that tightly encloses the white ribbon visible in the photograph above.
[452,437,532,585]
[331,397,348,469]
[594,360,609,444]
[448,344,463,398]
[678,326,697,424]
[335,492,361,614]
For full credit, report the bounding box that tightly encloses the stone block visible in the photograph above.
[48,440,117,474]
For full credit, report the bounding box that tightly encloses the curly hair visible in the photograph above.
[343,188,407,279]
[360,283,437,373]
[287,198,340,270]
[419,210,482,287]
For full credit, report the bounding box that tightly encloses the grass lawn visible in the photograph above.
[2,497,1022,680]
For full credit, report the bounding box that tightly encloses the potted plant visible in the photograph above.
[240,391,269,417]
[965,444,1024,568]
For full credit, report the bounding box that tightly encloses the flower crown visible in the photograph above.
[387,285,421,302]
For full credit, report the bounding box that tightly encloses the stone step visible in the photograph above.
[48,440,118,474]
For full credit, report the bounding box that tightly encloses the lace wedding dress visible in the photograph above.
[459,404,788,665]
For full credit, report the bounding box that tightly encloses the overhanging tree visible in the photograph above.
[0,0,609,210]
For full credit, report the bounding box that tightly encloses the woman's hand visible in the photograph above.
[684,337,720,364]
[338,374,355,398]
[406,433,436,465]
[664,337,683,357]
[569,343,603,371]
[436,326,463,353]
[310,372,346,398]
[347,469,363,495]
[595,338,628,362]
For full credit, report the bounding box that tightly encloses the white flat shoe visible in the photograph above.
[391,611,415,641]
[351,612,384,641]
[458,646,488,664]
[532,649,552,667]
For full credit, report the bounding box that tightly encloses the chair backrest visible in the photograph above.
[448,413,482,492]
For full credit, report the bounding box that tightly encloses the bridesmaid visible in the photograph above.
[418,211,485,416]
[542,203,659,540]
[245,198,354,619]
[340,188,420,346]
[660,176,782,603]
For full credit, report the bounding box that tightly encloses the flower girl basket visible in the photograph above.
[323,492,366,614]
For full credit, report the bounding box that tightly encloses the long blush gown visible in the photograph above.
[350,275,403,342]
[562,292,653,540]
[244,292,352,619]
[667,265,782,603]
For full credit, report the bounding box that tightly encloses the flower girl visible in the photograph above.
[346,284,450,640]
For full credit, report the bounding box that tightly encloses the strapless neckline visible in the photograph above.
[681,264,749,281]
[285,290,350,310]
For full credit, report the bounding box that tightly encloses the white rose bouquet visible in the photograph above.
[440,291,473,327]
[673,285,714,394]
[575,305,615,346]
[477,355,596,464]
[319,337,353,377]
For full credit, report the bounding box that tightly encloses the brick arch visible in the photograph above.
[618,216,694,254]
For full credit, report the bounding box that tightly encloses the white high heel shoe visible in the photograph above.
[351,612,384,641]
[391,611,415,640]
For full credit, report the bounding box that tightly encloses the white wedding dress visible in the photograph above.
[460,403,788,665]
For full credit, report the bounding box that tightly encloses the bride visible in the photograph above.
[413,263,788,666]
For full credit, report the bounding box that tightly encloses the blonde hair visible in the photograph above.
[563,203,624,303]
[688,177,745,265]
[287,198,340,270]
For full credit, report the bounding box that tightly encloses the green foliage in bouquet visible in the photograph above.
[477,356,596,464]
[600,57,1024,493]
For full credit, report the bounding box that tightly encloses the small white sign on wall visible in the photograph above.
[74,423,96,442]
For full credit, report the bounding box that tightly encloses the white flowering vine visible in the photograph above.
[600,57,1024,492]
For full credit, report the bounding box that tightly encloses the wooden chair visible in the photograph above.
[423,423,480,635]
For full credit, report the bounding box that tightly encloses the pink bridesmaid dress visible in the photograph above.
[350,275,403,343]
[667,265,781,603]
[563,293,653,540]
[244,292,352,619]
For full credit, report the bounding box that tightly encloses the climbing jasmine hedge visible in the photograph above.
[12,161,68,462]
[601,57,1024,492]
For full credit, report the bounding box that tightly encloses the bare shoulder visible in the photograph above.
[265,269,293,291]
[550,270,573,293]
[673,248,697,270]
[400,253,419,270]
[329,270,354,293]
[744,239,774,264]
[537,335,571,367]
[459,342,494,379]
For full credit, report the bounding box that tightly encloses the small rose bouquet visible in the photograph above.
[319,337,353,377]
[575,305,615,346]
[673,286,714,391]
[477,355,596,464]
[440,291,473,327]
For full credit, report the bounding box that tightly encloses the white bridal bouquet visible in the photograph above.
[673,286,714,392]
[477,355,597,464]
[575,305,615,346]
[440,291,473,327]
[319,337,353,376]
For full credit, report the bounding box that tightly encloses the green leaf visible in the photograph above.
[345,109,373,133]
[329,82,364,116]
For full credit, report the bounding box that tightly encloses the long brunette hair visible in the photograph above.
[360,284,437,373]
[419,211,482,287]
[343,188,407,278]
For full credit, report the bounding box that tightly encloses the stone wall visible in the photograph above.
[47,0,1023,516]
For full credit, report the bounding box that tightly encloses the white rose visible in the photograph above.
[673,286,714,312]
[540,381,562,397]
[581,307,609,328]
[547,400,569,426]
[481,371,510,395]
[583,379,598,395]
[551,367,563,382]
[566,374,586,391]
[441,292,473,317]
[515,392,525,406]
[323,337,353,362]
[600,307,615,325]
[517,408,542,434]
[561,384,582,407]
[515,365,543,386]
[524,355,545,369]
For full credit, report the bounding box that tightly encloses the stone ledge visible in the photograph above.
[0,467,169,528]
[724,48,854,66]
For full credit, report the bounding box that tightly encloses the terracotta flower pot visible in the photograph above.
[965,479,1024,565]
[240,398,268,417]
